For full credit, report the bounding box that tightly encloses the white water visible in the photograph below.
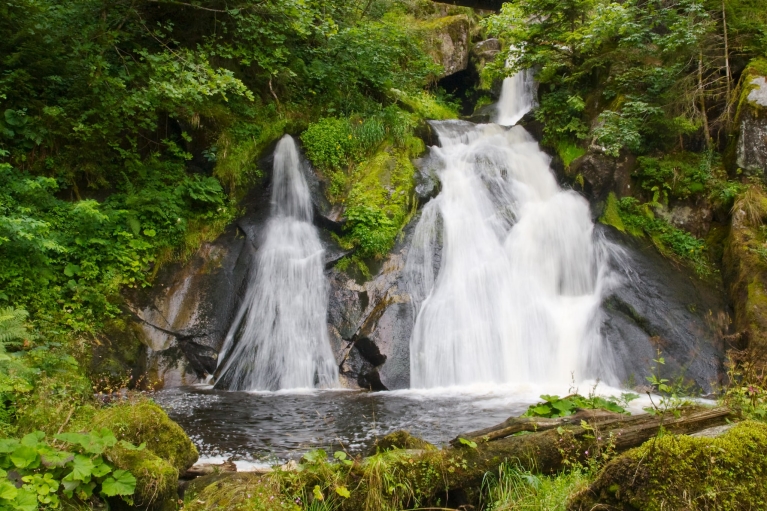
[215,135,339,391]
[406,73,618,389]
[496,68,537,126]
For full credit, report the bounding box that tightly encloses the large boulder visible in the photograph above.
[419,15,471,78]
[736,60,767,177]
[569,421,767,511]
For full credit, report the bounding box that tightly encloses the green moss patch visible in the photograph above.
[82,400,198,473]
[106,445,178,510]
[569,421,767,511]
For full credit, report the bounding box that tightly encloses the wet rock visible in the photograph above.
[127,183,270,387]
[736,75,767,177]
[655,200,713,238]
[328,219,421,390]
[465,103,497,124]
[568,150,635,205]
[600,225,726,392]
[471,38,501,64]
[368,430,435,455]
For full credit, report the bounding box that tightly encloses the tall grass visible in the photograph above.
[482,463,592,511]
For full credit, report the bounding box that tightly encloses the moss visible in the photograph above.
[183,473,293,511]
[389,89,459,120]
[80,399,198,473]
[599,192,626,232]
[569,421,767,511]
[106,445,179,510]
[723,187,767,354]
[369,430,437,455]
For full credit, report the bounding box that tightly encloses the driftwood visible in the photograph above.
[441,406,735,502]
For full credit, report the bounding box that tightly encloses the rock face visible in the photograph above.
[737,75,767,176]
[130,187,267,387]
[329,221,419,390]
[723,194,767,357]
[601,226,726,392]
[420,15,471,78]
[568,150,635,205]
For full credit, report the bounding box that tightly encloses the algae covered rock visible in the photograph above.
[418,15,471,78]
[568,421,767,510]
[106,445,179,511]
[368,430,436,455]
[89,400,199,473]
[183,473,289,511]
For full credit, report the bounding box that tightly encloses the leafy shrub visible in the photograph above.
[613,197,712,277]
[345,205,398,258]
[522,394,631,419]
[0,429,140,510]
[301,118,355,172]
[634,152,712,202]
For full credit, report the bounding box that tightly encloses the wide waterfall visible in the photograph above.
[406,74,617,388]
[215,135,339,391]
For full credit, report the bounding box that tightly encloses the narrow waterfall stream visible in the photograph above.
[407,75,617,388]
[214,135,339,391]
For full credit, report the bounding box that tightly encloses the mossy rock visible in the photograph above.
[86,400,198,473]
[368,430,436,455]
[183,473,290,511]
[106,445,179,511]
[568,421,767,510]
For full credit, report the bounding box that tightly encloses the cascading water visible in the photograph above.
[215,135,339,391]
[406,72,617,389]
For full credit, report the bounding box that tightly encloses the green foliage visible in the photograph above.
[634,152,713,202]
[0,308,30,346]
[522,394,631,419]
[0,429,139,510]
[483,0,766,153]
[482,462,592,511]
[573,421,767,510]
[610,197,713,277]
[556,141,586,169]
[0,163,233,334]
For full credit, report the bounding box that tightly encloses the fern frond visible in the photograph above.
[0,307,30,345]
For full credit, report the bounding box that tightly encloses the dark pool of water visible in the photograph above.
[154,385,538,464]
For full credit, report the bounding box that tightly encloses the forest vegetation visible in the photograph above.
[1,0,767,509]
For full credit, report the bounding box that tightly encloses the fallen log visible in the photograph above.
[441,406,735,504]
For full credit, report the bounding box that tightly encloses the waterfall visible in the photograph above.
[496,68,537,126]
[215,135,339,391]
[406,73,617,388]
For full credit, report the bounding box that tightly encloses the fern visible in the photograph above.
[0,307,30,345]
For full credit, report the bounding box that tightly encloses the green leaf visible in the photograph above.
[20,432,44,447]
[0,438,20,453]
[71,454,94,481]
[0,480,18,500]
[142,229,156,237]
[41,449,73,467]
[100,470,136,497]
[11,446,40,468]
[11,490,37,511]
[313,485,324,501]
[335,486,351,498]
[91,459,112,478]
[458,437,477,449]
[63,263,80,277]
